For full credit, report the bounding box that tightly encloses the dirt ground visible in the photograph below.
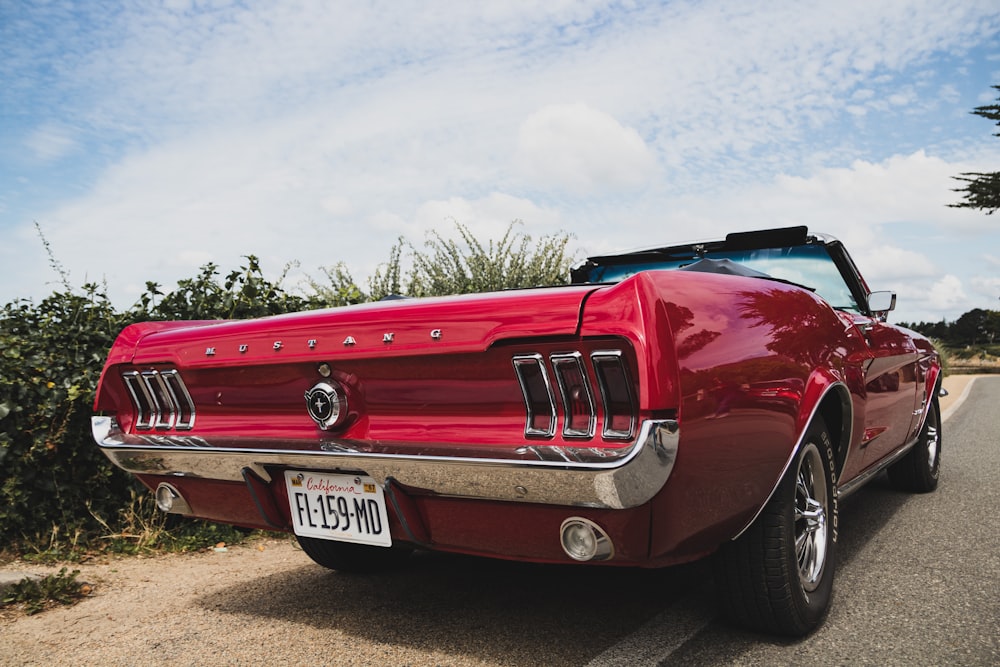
[0,534,687,666]
[0,537,315,665]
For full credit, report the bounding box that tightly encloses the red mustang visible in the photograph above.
[92,226,941,635]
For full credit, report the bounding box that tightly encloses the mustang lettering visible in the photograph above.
[92,227,942,635]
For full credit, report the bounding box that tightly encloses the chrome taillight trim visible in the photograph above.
[513,354,557,438]
[551,352,596,439]
[592,351,636,440]
[122,372,153,430]
[514,349,637,442]
[143,370,175,430]
[121,369,195,431]
[162,369,196,430]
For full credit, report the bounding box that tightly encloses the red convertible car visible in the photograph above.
[92,226,941,635]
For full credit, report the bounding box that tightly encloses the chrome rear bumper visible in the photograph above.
[92,416,679,510]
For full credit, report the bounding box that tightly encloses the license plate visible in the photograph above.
[284,471,392,547]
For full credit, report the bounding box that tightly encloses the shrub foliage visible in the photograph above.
[309,221,574,302]
[0,285,136,549]
[1,567,86,615]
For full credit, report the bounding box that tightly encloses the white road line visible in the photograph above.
[584,593,715,667]
[942,376,977,423]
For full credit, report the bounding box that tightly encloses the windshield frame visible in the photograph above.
[571,227,875,317]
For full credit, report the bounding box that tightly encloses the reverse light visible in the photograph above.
[560,517,614,561]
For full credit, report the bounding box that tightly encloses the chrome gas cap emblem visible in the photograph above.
[304,381,347,430]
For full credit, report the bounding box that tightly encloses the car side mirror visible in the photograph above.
[867,291,896,321]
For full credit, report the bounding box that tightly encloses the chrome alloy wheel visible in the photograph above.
[924,420,940,472]
[794,443,829,592]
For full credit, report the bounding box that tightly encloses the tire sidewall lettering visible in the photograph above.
[818,429,839,544]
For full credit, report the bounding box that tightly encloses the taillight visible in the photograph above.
[592,352,636,440]
[551,353,596,438]
[121,369,196,431]
[512,354,557,437]
[513,349,636,441]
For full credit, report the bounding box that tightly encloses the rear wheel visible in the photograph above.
[714,417,838,636]
[887,396,941,493]
[296,536,412,573]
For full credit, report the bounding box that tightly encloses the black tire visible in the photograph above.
[714,416,838,636]
[887,396,941,493]
[296,536,412,573]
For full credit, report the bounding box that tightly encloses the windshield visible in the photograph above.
[584,244,860,313]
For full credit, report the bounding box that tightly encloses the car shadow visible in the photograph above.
[198,543,711,666]
[664,472,917,664]
[835,472,916,568]
[196,475,914,665]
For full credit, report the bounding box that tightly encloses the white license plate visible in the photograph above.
[284,471,392,547]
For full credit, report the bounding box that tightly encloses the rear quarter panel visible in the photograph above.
[585,271,869,562]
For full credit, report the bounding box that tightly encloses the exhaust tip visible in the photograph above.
[155,483,192,515]
[560,517,614,562]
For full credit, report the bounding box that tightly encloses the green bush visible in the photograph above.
[310,221,575,302]
[0,285,137,549]
[139,256,322,320]
[379,220,574,298]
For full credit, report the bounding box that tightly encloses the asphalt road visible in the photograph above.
[2,377,997,666]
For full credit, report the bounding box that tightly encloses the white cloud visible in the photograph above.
[579,149,999,323]
[927,275,968,312]
[3,0,1000,327]
[412,193,562,236]
[175,250,215,268]
[516,103,656,193]
[771,151,957,223]
[970,275,1000,302]
[853,246,938,283]
[24,125,78,162]
[320,195,354,218]
[29,140,995,324]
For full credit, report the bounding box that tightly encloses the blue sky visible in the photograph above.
[2,0,999,324]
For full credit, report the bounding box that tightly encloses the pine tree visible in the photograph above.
[950,85,1000,215]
